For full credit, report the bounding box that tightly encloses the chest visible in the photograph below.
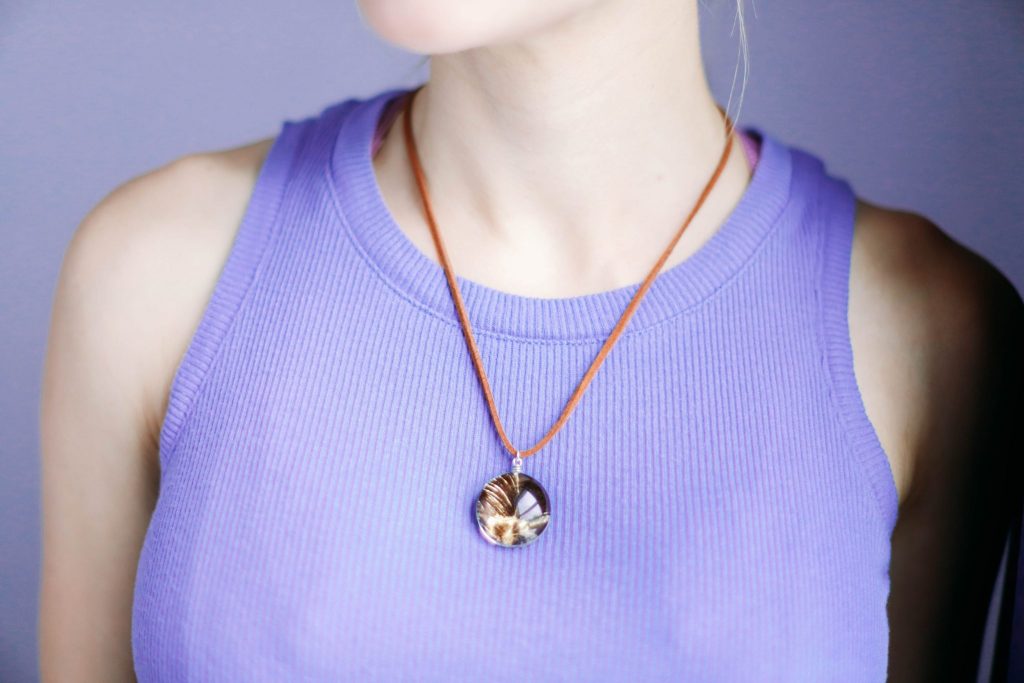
[133,271,894,681]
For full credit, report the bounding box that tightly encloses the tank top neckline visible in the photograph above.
[326,86,794,343]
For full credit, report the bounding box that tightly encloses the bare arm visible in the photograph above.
[39,183,164,681]
[38,139,273,681]
[864,209,1024,681]
[889,275,1023,681]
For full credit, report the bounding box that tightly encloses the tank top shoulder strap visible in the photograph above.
[789,144,900,534]
[157,101,354,463]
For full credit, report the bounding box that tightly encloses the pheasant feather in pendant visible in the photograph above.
[474,456,550,547]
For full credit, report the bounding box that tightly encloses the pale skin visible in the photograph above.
[38,0,1023,680]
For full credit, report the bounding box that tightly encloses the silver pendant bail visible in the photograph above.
[511,450,523,474]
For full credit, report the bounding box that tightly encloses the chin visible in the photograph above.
[355,0,596,55]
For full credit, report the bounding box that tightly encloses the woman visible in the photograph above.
[39,0,1023,681]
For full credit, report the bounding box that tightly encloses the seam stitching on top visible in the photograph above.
[812,178,899,537]
[158,122,301,467]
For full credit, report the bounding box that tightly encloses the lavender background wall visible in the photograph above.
[2,1,1021,680]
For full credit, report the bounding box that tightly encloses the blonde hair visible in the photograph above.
[722,0,751,133]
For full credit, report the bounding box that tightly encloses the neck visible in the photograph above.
[373,0,752,298]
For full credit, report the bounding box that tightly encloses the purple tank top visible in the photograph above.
[132,85,897,681]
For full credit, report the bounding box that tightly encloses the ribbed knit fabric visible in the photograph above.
[132,85,899,682]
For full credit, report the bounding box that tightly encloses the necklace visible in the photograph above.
[399,85,735,547]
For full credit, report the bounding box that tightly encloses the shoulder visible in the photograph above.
[71,137,275,272]
[851,198,1020,357]
[851,199,1017,317]
[849,198,1022,495]
[75,137,275,250]
[58,136,275,453]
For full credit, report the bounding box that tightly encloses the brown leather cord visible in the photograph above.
[400,84,735,460]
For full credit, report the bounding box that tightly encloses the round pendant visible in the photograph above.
[474,471,551,547]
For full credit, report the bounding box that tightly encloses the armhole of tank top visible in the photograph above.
[157,119,302,469]
[815,173,900,537]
